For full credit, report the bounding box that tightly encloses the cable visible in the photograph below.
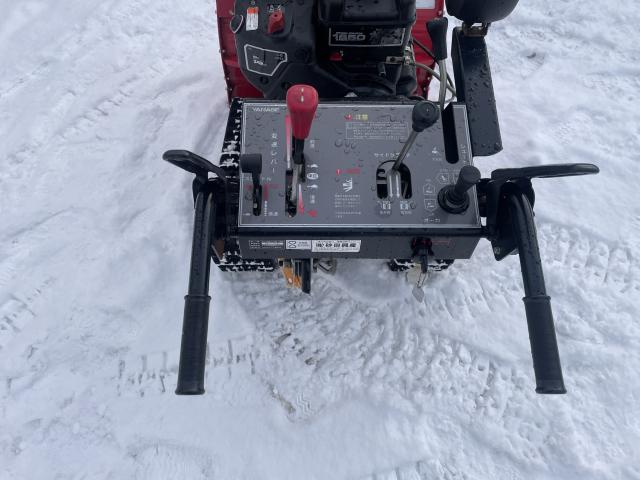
[413,62,457,97]
[412,36,456,94]
[412,36,435,61]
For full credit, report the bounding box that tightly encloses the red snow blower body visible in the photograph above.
[163,0,599,396]
[215,0,445,100]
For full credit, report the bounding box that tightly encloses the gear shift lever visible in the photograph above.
[286,84,319,166]
[392,100,440,171]
[285,84,319,215]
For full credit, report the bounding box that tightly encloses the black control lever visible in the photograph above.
[427,17,449,62]
[427,17,449,109]
[482,162,599,394]
[175,185,215,395]
[508,191,566,394]
[392,101,439,171]
[438,165,481,213]
[240,153,263,216]
[162,149,227,395]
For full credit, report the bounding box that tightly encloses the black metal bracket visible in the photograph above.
[481,163,600,255]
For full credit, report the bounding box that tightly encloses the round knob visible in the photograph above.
[240,153,262,185]
[268,10,285,34]
[438,165,481,214]
[286,84,319,140]
[412,101,440,133]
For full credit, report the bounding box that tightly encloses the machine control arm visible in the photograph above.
[480,162,599,394]
[162,150,226,395]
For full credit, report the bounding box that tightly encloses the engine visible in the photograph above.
[231,0,419,98]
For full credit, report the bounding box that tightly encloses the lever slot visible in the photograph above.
[377,163,412,200]
[240,153,263,216]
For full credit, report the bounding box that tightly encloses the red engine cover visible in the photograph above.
[215,0,445,101]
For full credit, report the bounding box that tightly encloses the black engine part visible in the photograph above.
[445,0,520,24]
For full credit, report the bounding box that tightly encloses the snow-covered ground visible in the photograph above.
[1,0,639,478]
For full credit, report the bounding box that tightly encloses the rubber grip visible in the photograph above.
[427,17,449,61]
[523,295,567,394]
[175,294,211,395]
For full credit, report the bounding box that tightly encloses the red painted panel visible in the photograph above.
[215,0,445,102]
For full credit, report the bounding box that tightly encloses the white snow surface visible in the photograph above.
[1,0,639,478]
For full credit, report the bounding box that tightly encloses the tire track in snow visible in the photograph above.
[113,219,635,472]
[358,459,465,480]
[537,221,639,293]
[0,278,55,352]
[116,334,263,398]
[0,0,156,104]
[127,441,214,480]
[115,273,548,459]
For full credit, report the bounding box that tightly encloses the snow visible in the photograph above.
[1,0,639,478]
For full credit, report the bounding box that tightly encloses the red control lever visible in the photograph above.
[268,10,285,35]
[286,84,319,140]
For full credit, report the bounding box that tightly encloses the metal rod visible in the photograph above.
[392,129,418,171]
[437,59,447,110]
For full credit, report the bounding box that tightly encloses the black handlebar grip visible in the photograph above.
[412,101,440,132]
[176,294,211,395]
[427,17,449,61]
[523,295,566,394]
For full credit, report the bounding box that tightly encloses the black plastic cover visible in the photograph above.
[451,26,502,157]
[446,0,519,24]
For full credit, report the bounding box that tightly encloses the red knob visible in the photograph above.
[286,84,319,140]
[268,11,285,34]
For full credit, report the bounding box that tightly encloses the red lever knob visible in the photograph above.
[268,10,285,34]
[286,84,319,140]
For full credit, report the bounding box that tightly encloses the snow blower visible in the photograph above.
[163,0,599,395]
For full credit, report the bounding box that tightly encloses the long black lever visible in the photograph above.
[175,185,215,395]
[163,150,222,395]
[508,191,566,394]
[427,17,449,110]
[486,162,599,394]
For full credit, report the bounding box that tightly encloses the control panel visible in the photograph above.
[238,100,480,230]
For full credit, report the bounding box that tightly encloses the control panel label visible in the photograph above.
[286,240,312,250]
[244,44,288,76]
[328,27,406,47]
[246,7,259,31]
[312,240,361,253]
[249,240,285,250]
[346,121,408,141]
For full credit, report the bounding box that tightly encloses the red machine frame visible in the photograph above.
[214,0,445,101]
